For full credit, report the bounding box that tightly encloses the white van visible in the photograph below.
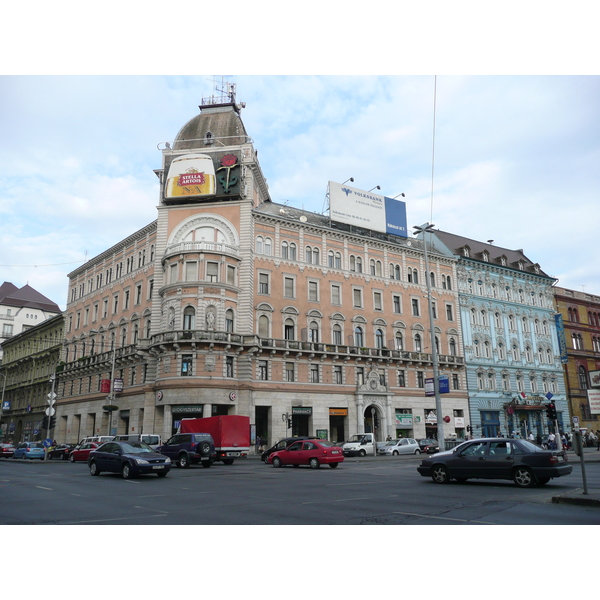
[79,436,115,446]
[113,434,162,450]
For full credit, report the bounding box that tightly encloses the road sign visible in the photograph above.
[43,438,53,448]
[45,406,56,416]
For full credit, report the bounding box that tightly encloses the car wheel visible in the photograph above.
[89,461,100,476]
[392,451,399,456]
[329,462,339,469]
[178,453,190,469]
[309,457,320,469]
[69,454,75,463]
[431,465,450,484]
[272,456,282,468]
[122,463,135,479]
[156,471,168,478]
[199,441,211,455]
[513,467,535,488]
[536,478,550,485]
[414,449,421,455]
[359,449,366,457]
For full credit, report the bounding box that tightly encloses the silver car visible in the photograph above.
[378,438,421,456]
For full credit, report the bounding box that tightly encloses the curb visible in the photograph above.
[551,489,600,508]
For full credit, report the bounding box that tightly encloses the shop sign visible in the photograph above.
[292,407,312,415]
[395,413,413,427]
[316,429,328,439]
[24,422,32,431]
[113,378,124,393]
[589,370,600,388]
[454,417,465,427]
[425,410,437,425]
[172,405,204,414]
[329,408,347,416]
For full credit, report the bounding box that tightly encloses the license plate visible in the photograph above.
[331,450,339,454]
[152,465,164,469]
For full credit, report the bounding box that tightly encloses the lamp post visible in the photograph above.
[0,371,6,442]
[414,223,445,451]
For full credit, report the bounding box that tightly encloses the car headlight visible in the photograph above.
[164,457,171,464]
[135,458,150,465]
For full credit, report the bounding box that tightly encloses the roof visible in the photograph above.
[0,282,61,312]
[431,230,552,278]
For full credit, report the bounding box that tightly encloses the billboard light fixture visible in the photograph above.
[368,185,381,192]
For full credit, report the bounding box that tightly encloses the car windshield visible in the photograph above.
[121,442,154,454]
[30,443,44,448]
[385,441,398,446]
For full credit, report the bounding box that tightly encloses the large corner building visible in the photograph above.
[58,93,469,447]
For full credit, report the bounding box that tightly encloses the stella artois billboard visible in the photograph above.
[329,181,408,238]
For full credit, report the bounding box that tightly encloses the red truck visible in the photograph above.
[179,415,250,465]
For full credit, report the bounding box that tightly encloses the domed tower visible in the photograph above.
[149,85,269,421]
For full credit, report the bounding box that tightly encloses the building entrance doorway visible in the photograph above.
[363,405,382,441]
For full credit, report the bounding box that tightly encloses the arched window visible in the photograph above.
[430,272,436,287]
[356,257,362,273]
[282,241,289,259]
[354,326,364,347]
[284,318,295,340]
[183,307,195,330]
[375,328,384,349]
[225,309,234,332]
[578,366,588,390]
[258,315,270,338]
[370,260,376,275]
[449,337,457,356]
[309,321,319,343]
[264,237,272,256]
[256,236,264,254]
[328,251,335,267]
[132,324,139,344]
[288,243,297,260]
[335,252,341,269]
[414,333,422,352]
[332,323,342,345]
[121,328,127,347]
[395,332,404,350]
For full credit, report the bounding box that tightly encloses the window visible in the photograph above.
[264,237,272,256]
[181,355,193,376]
[284,318,295,340]
[449,337,457,356]
[353,288,363,308]
[327,324,340,346]
[452,374,459,390]
[356,367,365,386]
[225,309,234,332]
[113,295,119,314]
[331,284,341,305]
[259,273,269,294]
[414,333,422,352]
[258,360,269,380]
[429,272,436,287]
[446,304,454,321]
[397,370,406,387]
[416,371,424,388]
[169,263,178,284]
[373,291,383,311]
[135,284,142,304]
[124,290,130,310]
[333,365,342,384]
[206,262,219,282]
[578,366,588,390]
[258,315,270,338]
[411,298,420,316]
[310,364,320,383]
[529,374,537,393]
[393,295,401,314]
[502,373,510,391]
[185,261,198,281]
[183,307,195,330]
[256,236,264,254]
[309,321,319,343]
[226,356,234,378]
[375,328,385,349]
[395,332,404,350]
[282,241,290,259]
[354,326,364,347]
[227,265,236,286]
[285,362,295,382]
[284,277,295,298]
[308,280,319,302]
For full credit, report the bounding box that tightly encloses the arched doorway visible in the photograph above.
[363,404,383,441]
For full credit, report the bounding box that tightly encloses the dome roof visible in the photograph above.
[173,103,250,151]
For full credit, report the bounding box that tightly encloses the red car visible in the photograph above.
[268,439,344,469]
[69,442,101,462]
[1,443,16,458]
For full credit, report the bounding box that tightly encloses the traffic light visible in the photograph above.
[374,415,380,429]
[49,416,56,429]
[287,418,292,429]
[546,402,557,420]
[41,416,49,430]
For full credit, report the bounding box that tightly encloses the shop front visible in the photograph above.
[395,410,414,438]
[291,406,311,437]
[329,408,346,443]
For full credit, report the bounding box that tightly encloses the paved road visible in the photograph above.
[1,456,598,525]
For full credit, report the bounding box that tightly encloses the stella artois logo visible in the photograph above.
[177,168,206,187]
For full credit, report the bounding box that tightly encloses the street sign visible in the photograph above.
[43,438,53,448]
[45,406,56,416]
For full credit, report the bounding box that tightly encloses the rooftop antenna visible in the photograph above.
[203,76,236,106]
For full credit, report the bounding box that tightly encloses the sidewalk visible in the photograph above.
[551,447,600,507]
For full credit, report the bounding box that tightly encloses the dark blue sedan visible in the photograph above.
[88,441,172,479]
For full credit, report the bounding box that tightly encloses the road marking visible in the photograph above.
[393,511,496,524]
[62,513,168,524]
[36,486,53,491]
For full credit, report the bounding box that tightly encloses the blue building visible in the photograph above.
[425,230,569,440]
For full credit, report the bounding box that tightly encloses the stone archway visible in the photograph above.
[363,404,383,441]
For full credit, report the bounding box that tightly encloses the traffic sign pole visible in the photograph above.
[44,374,56,460]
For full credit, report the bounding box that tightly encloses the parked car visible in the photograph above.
[13,442,45,460]
[260,436,319,462]
[112,434,162,450]
[88,441,172,479]
[378,438,421,456]
[417,437,572,487]
[268,439,344,469]
[418,438,440,454]
[1,443,16,458]
[47,443,77,460]
[69,442,101,462]
[157,433,216,468]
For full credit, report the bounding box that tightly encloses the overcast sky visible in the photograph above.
[1,74,598,309]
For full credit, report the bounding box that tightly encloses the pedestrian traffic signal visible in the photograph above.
[49,416,56,429]
[287,418,292,429]
[41,416,49,430]
[546,402,557,420]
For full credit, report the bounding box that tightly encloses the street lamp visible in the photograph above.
[413,222,445,451]
[0,371,6,441]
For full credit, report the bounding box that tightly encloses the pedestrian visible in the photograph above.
[548,432,556,450]
[386,435,392,441]
[528,431,534,442]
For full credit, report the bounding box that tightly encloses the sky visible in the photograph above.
[1,74,598,310]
